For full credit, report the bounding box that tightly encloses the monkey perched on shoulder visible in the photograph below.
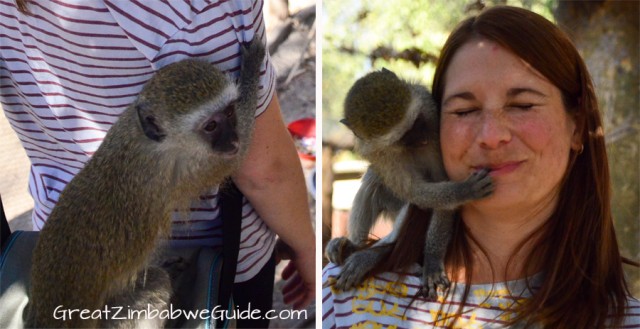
[26,39,265,328]
[325,69,493,298]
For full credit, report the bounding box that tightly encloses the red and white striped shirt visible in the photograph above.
[0,0,276,282]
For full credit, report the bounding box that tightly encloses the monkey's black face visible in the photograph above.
[200,103,239,155]
[399,114,437,148]
[134,98,239,158]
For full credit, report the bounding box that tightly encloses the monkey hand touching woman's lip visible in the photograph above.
[325,68,494,299]
[26,40,265,329]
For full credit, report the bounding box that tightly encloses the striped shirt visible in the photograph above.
[322,263,640,328]
[0,0,276,282]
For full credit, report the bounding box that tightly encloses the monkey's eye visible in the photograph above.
[224,105,235,118]
[203,120,217,132]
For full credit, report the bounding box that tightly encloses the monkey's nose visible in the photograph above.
[217,141,239,158]
[211,134,239,155]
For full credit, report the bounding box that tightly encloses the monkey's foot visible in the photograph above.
[333,244,393,291]
[333,248,379,291]
[325,237,357,265]
[104,266,171,329]
[419,260,451,300]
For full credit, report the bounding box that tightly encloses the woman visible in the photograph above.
[322,6,638,328]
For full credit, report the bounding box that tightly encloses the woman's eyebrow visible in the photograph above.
[507,87,548,98]
[442,87,548,107]
[442,91,476,107]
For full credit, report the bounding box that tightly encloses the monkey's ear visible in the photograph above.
[381,67,397,78]
[340,119,361,138]
[340,119,353,130]
[135,103,166,142]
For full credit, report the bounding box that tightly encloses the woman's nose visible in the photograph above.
[477,111,511,149]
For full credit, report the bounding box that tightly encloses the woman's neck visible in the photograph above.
[453,197,557,284]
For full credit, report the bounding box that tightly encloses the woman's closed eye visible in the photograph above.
[506,103,538,111]
[451,107,480,117]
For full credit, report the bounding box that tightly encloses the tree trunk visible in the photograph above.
[555,0,640,295]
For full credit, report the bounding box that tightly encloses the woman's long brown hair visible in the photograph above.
[373,6,635,328]
[15,0,29,14]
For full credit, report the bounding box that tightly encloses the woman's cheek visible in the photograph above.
[441,119,473,181]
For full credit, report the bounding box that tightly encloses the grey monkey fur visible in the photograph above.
[26,39,265,328]
[325,68,494,298]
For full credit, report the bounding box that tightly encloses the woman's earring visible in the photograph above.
[578,144,584,155]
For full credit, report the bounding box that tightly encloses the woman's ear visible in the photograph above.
[570,134,583,154]
[568,113,584,154]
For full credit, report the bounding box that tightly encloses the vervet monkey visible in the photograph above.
[325,69,493,298]
[26,39,265,328]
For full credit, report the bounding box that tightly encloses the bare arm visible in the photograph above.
[232,94,315,308]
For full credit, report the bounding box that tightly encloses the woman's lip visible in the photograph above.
[474,161,524,175]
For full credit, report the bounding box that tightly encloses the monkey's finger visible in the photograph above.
[322,277,337,289]
[476,167,491,176]
[417,286,429,299]
[335,265,364,291]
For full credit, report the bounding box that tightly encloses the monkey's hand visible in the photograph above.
[235,37,266,144]
[239,37,266,98]
[325,237,358,265]
[333,244,392,291]
[420,258,451,300]
[457,168,494,202]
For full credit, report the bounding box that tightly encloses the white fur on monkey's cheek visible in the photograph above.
[181,83,239,132]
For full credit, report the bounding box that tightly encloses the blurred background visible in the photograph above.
[320,0,639,297]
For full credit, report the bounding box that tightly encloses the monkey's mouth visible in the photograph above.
[214,141,239,158]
